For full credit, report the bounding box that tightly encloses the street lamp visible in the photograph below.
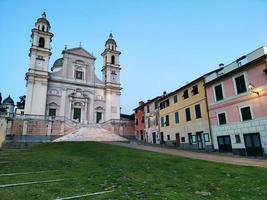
[248,83,259,96]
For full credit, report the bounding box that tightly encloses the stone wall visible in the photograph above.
[0,117,7,148]
[102,119,135,138]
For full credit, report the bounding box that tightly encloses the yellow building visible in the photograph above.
[158,76,212,150]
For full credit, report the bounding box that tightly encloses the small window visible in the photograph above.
[111,55,115,64]
[235,134,241,143]
[195,104,202,119]
[218,112,227,125]
[135,119,138,125]
[185,108,191,121]
[204,133,210,142]
[161,117,164,127]
[38,37,45,48]
[192,85,199,95]
[42,25,45,31]
[148,118,150,128]
[181,137,185,142]
[147,105,150,113]
[167,135,170,140]
[155,115,158,126]
[141,116,144,123]
[49,108,56,116]
[165,115,169,126]
[240,106,252,121]
[75,71,83,80]
[214,84,224,101]
[183,90,189,99]
[166,99,170,107]
[235,75,247,94]
[154,102,158,109]
[175,112,179,124]
[173,95,178,103]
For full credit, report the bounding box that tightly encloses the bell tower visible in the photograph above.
[24,12,53,115]
[101,33,121,120]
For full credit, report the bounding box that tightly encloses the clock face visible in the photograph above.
[112,75,117,82]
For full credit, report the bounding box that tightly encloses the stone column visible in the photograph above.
[60,122,64,135]
[84,101,88,124]
[47,120,52,136]
[60,89,66,116]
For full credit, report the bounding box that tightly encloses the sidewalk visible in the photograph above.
[106,142,267,168]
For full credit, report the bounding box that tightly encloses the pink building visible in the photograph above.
[205,47,267,157]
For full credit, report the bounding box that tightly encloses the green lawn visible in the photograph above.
[0,142,267,200]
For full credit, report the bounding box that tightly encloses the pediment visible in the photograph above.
[63,47,96,60]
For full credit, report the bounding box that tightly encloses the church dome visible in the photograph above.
[3,96,14,105]
[52,58,63,68]
[105,33,117,47]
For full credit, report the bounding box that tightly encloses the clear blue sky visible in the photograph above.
[0,0,267,114]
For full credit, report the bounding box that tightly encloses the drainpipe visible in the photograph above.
[204,82,214,152]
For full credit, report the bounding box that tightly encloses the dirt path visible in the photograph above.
[106,142,267,168]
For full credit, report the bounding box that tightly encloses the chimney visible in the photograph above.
[219,63,224,68]
[163,91,167,96]
[138,101,144,106]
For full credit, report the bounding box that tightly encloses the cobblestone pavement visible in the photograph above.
[106,142,267,168]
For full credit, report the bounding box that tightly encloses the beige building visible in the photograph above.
[24,12,122,124]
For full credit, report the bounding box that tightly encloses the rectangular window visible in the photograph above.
[204,133,210,142]
[155,115,158,126]
[240,106,252,121]
[183,90,189,99]
[192,85,199,95]
[148,118,150,128]
[165,115,169,126]
[173,95,178,103]
[235,75,247,94]
[192,135,196,143]
[161,117,164,127]
[166,99,170,107]
[185,108,191,121]
[147,106,150,113]
[141,116,145,123]
[218,113,227,125]
[155,102,158,109]
[159,99,169,110]
[188,133,192,144]
[49,108,56,116]
[181,137,185,142]
[175,112,179,124]
[214,84,224,101]
[75,71,83,80]
[135,119,138,125]
[195,104,201,119]
[235,134,241,143]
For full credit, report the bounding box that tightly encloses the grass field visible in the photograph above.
[0,142,267,200]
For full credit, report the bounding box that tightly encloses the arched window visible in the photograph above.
[111,55,115,64]
[38,25,40,30]
[39,37,45,48]
[42,25,45,31]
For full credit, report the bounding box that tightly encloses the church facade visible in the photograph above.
[24,12,122,124]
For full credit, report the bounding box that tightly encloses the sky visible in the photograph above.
[0,0,267,114]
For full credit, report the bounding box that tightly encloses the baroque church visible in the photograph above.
[24,12,122,124]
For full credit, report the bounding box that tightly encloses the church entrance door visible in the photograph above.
[96,112,102,123]
[73,108,81,122]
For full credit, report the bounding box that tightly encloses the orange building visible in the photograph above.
[134,101,145,140]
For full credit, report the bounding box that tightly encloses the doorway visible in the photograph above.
[160,132,164,144]
[196,132,204,149]
[244,133,263,157]
[152,132,156,144]
[73,108,81,122]
[96,112,102,123]
[217,135,232,152]
[176,133,180,147]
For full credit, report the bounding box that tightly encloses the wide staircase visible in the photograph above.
[53,124,127,142]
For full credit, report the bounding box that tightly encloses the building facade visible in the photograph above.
[134,102,145,141]
[143,97,161,144]
[158,78,213,150]
[24,12,122,124]
[205,47,267,157]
